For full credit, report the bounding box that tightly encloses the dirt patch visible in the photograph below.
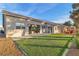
[0,37,23,56]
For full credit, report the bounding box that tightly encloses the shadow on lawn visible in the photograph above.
[23,44,68,48]
[22,39,71,56]
[14,37,73,56]
[14,37,72,41]
[22,39,72,48]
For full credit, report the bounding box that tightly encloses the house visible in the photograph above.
[2,10,66,37]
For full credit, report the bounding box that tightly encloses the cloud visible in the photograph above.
[51,14,73,23]
[0,3,19,13]
[0,3,37,16]
[0,3,58,15]
[0,4,6,12]
[10,4,37,16]
[36,4,58,14]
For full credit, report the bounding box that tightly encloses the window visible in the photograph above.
[15,23,25,29]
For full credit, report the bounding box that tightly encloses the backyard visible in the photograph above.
[15,34,73,56]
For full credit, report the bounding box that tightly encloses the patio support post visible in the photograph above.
[25,23,29,35]
[22,20,29,36]
[12,18,16,30]
[40,25,43,34]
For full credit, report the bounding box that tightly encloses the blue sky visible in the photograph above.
[0,3,72,25]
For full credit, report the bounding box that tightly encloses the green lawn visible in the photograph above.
[48,34,73,37]
[15,34,73,56]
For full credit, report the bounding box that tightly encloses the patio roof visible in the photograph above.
[2,10,60,26]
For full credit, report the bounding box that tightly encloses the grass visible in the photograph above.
[48,34,72,37]
[15,34,73,56]
[21,46,62,56]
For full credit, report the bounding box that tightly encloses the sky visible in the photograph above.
[0,3,73,25]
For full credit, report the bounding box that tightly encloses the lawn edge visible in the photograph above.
[13,40,27,56]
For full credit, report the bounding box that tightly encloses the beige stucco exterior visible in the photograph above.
[2,10,64,37]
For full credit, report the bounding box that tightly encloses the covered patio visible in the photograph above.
[2,10,55,37]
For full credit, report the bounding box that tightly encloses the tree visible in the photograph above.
[70,3,79,48]
[63,21,73,26]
